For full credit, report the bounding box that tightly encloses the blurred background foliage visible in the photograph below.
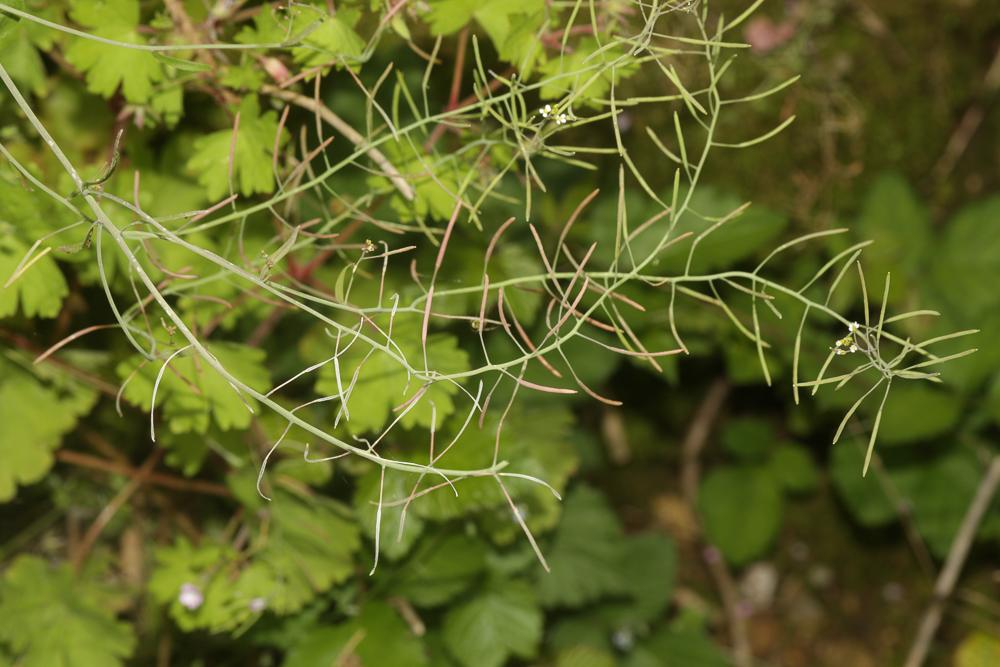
[0,1,998,666]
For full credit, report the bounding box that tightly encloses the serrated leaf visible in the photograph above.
[293,10,365,67]
[698,466,783,566]
[426,0,547,71]
[315,323,469,433]
[0,556,135,667]
[117,342,270,435]
[0,368,96,502]
[355,467,426,562]
[151,489,360,631]
[0,1,48,95]
[535,485,628,608]
[64,0,164,103]
[186,94,285,199]
[389,532,488,608]
[0,235,68,319]
[442,580,542,667]
[611,533,678,625]
[539,39,639,106]
[285,602,427,667]
[367,139,470,223]
[627,624,732,667]
[148,538,238,632]
[410,403,577,523]
[235,5,363,67]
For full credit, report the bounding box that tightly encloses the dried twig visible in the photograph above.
[903,455,1000,667]
[72,448,163,571]
[932,46,1000,182]
[56,449,232,498]
[679,379,751,667]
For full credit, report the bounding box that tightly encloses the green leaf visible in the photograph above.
[152,52,210,72]
[148,538,238,633]
[236,5,363,67]
[410,404,577,524]
[830,440,895,527]
[151,489,360,631]
[556,645,617,667]
[954,631,1000,667]
[627,623,732,667]
[285,602,428,667]
[931,195,1000,321]
[117,342,270,435]
[698,466,783,566]
[367,139,471,223]
[186,94,286,199]
[388,532,488,608]
[720,417,774,462]
[425,0,549,57]
[157,426,246,476]
[355,467,426,562]
[424,0,477,35]
[220,63,266,90]
[0,555,135,667]
[874,384,962,445]
[854,173,930,302]
[768,444,819,494]
[990,376,1000,429]
[315,323,469,433]
[535,485,628,608]
[669,189,789,273]
[895,450,983,558]
[0,367,96,502]
[539,40,639,106]
[0,235,68,319]
[293,10,365,67]
[235,490,361,616]
[611,533,678,624]
[64,0,164,103]
[0,0,52,95]
[442,580,543,667]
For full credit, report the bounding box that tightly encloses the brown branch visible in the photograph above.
[903,455,1000,667]
[261,84,415,201]
[72,448,163,571]
[679,379,751,667]
[932,46,1000,182]
[56,449,232,498]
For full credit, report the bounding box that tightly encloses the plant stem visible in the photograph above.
[903,455,1000,667]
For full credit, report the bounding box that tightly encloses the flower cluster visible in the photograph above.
[540,104,572,125]
[832,321,862,355]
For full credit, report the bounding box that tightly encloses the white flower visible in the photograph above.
[849,344,858,353]
[178,582,203,611]
[849,321,860,332]
[540,104,552,117]
[612,628,635,651]
[249,597,267,613]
